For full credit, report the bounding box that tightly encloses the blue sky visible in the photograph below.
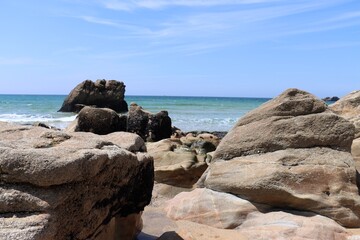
[0,0,359,98]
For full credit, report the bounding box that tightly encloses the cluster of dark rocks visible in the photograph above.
[59,79,172,142]
[322,96,340,102]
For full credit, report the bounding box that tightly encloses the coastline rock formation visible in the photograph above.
[146,132,220,188]
[330,90,360,139]
[164,88,360,229]
[322,96,340,102]
[128,103,172,142]
[329,90,360,171]
[58,79,128,113]
[66,103,172,142]
[0,121,153,239]
[74,106,127,135]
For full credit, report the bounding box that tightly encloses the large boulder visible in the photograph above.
[165,188,270,229]
[200,88,360,227]
[330,90,360,139]
[128,103,172,142]
[73,106,127,135]
[0,122,153,239]
[236,211,348,240]
[59,79,128,113]
[147,139,207,188]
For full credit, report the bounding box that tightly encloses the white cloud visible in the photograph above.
[77,16,119,26]
[101,0,283,11]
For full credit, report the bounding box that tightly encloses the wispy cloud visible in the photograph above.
[78,0,358,55]
[77,15,119,26]
[101,0,283,11]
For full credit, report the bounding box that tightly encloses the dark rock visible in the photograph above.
[322,96,340,102]
[75,106,126,135]
[127,103,150,140]
[127,103,172,142]
[59,79,128,113]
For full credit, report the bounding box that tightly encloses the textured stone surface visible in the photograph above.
[353,138,360,170]
[205,148,360,227]
[75,106,127,135]
[165,188,270,229]
[330,90,360,139]
[101,131,146,153]
[200,88,360,227]
[59,79,128,113]
[127,103,172,142]
[147,139,207,188]
[237,211,348,240]
[213,88,354,160]
[0,121,153,239]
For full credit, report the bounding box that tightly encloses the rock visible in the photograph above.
[237,211,348,240]
[147,139,208,188]
[101,131,146,153]
[58,79,128,113]
[352,138,360,170]
[323,96,340,102]
[127,103,172,142]
[155,210,349,240]
[330,90,360,139]
[0,121,154,239]
[214,88,353,160]
[180,132,220,155]
[201,88,360,227]
[165,188,270,229]
[74,106,127,135]
[205,148,360,227]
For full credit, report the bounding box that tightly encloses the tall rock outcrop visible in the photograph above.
[59,79,128,113]
[0,122,153,239]
[127,103,172,142]
[200,88,360,227]
[329,90,360,139]
[163,88,360,229]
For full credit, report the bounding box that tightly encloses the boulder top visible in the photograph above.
[58,79,128,113]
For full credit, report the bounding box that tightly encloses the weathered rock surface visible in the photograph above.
[205,148,360,227]
[59,79,128,113]
[165,188,270,229]
[237,211,348,240]
[0,121,153,239]
[74,106,127,135]
[180,132,220,155]
[323,96,340,102]
[200,88,360,227]
[101,131,146,153]
[330,90,360,139]
[143,208,349,240]
[353,138,360,170]
[214,89,353,160]
[127,103,172,142]
[147,139,208,188]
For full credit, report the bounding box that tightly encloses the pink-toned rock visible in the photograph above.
[165,188,270,229]
[237,211,348,240]
[147,139,207,187]
[330,90,360,139]
[200,89,360,227]
[0,121,153,240]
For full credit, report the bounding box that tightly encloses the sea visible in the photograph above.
[0,95,270,132]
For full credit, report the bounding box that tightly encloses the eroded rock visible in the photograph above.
[58,79,128,113]
[0,121,153,239]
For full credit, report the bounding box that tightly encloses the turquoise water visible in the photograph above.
[0,95,270,132]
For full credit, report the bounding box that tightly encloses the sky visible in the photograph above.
[0,0,359,98]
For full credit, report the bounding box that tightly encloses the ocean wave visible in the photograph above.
[173,117,238,132]
[0,113,76,129]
